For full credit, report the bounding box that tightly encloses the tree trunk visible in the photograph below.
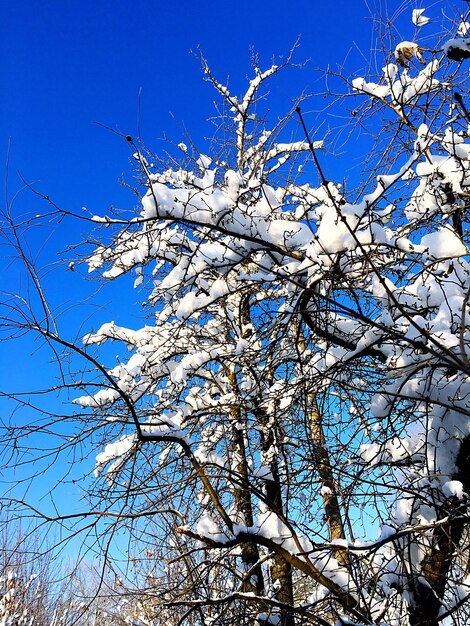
[228,387,265,595]
[309,395,350,569]
[257,405,295,626]
[409,434,470,626]
[228,298,265,597]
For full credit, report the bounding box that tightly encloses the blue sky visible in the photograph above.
[0,0,458,526]
[1,0,379,387]
[2,0,376,216]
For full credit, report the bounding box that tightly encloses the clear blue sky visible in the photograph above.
[1,0,379,386]
[1,0,378,213]
[0,0,456,522]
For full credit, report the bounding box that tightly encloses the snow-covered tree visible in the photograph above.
[0,520,87,626]
[3,7,470,626]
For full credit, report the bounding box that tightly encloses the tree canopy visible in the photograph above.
[3,6,470,626]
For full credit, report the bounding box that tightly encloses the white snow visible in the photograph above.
[443,38,470,57]
[412,9,430,27]
[420,227,467,260]
[442,480,465,500]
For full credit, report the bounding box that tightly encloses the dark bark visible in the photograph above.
[230,396,265,595]
[257,405,295,626]
[409,435,470,626]
[309,396,350,569]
